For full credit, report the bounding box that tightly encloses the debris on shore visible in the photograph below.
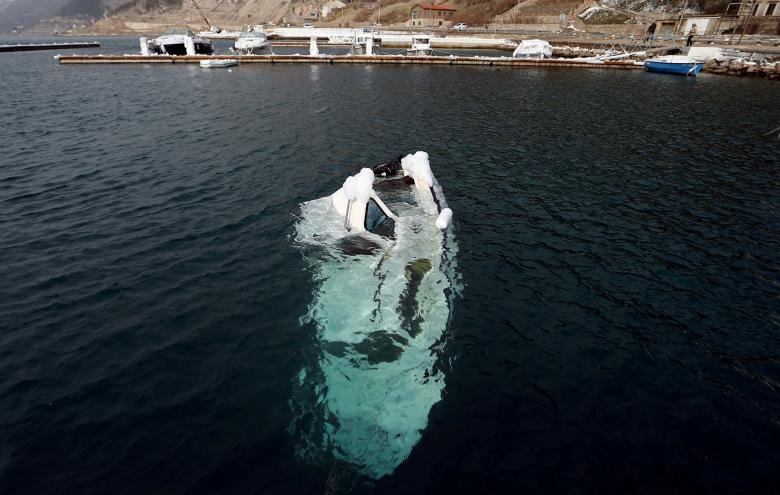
[703,59,780,80]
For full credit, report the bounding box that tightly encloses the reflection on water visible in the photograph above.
[309,64,321,84]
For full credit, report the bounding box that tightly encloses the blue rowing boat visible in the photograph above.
[644,55,704,76]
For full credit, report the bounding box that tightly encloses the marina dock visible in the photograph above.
[1,42,100,52]
[56,54,645,70]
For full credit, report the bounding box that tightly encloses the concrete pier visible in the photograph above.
[1,42,100,52]
[56,54,645,70]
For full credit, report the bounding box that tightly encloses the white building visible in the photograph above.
[322,0,346,18]
[751,1,779,16]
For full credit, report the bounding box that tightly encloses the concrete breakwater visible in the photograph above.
[703,59,780,80]
[0,42,100,52]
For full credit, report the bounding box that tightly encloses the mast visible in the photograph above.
[190,0,212,29]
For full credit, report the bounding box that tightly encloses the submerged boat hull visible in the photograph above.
[292,153,460,479]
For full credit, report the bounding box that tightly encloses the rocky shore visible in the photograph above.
[703,59,780,80]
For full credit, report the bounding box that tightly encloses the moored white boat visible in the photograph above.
[350,32,382,55]
[512,39,552,59]
[407,36,433,56]
[233,29,270,54]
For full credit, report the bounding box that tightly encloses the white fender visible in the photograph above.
[435,208,453,230]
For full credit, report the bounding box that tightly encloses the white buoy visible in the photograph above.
[309,36,319,56]
[366,36,374,56]
[139,37,150,56]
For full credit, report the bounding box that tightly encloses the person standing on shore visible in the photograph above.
[646,22,657,42]
[686,24,697,46]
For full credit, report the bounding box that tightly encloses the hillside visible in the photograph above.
[108,0,316,29]
[100,0,708,31]
[1,0,728,34]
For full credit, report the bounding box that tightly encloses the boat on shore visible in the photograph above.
[644,55,703,76]
[200,58,238,68]
[142,29,214,56]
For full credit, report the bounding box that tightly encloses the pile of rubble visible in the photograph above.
[703,59,780,80]
[552,46,603,58]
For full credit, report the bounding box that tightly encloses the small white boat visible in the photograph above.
[407,36,433,56]
[512,39,552,59]
[200,58,239,68]
[233,29,269,54]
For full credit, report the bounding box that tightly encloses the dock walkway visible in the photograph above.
[56,54,645,70]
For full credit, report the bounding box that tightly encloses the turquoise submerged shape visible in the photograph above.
[292,176,460,478]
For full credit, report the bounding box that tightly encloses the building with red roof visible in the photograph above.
[409,3,458,27]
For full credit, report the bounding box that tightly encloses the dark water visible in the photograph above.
[1,36,779,494]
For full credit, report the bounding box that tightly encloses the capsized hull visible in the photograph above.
[146,31,214,55]
[152,41,214,55]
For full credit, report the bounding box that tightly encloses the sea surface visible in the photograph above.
[1,36,778,494]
